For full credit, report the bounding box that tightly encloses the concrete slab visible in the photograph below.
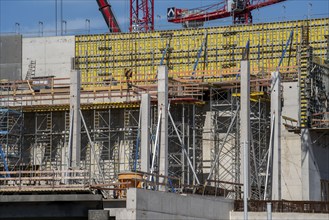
[0,194,103,202]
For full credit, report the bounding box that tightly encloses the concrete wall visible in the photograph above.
[281,81,329,201]
[230,211,329,220]
[311,132,329,181]
[0,35,22,80]
[281,82,302,200]
[301,128,329,200]
[111,188,234,220]
[22,36,75,79]
[301,128,322,200]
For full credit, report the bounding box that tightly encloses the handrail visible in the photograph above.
[234,200,329,213]
[0,169,90,192]
[0,66,299,111]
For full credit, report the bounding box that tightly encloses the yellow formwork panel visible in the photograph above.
[75,18,329,87]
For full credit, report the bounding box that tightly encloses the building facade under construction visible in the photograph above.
[0,17,328,219]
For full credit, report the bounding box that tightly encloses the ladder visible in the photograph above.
[124,109,139,170]
[26,60,36,80]
[300,23,310,128]
[35,112,52,170]
[44,113,53,170]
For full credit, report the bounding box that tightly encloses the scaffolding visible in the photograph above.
[166,104,204,185]
[0,108,23,172]
[248,93,270,200]
[206,88,240,199]
[92,110,115,180]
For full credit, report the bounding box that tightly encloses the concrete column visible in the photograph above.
[240,60,250,198]
[70,70,81,168]
[141,93,150,173]
[158,66,168,191]
[271,71,281,200]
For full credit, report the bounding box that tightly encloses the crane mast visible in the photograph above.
[167,0,286,27]
[130,0,154,32]
[96,0,121,32]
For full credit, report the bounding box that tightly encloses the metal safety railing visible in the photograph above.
[311,112,329,128]
[0,65,300,113]
[89,171,182,199]
[234,200,329,213]
[0,170,90,192]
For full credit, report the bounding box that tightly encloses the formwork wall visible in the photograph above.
[75,18,329,85]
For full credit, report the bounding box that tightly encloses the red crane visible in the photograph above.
[96,0,154,32]
[130,0,154,32]
[167,0,286,27]
[96,0,121,32]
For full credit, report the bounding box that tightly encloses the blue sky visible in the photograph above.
[0,0,328,36]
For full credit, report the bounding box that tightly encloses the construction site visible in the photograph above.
[0,0,328,219]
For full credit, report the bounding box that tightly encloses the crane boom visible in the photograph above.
[96,0,121,32]
[168,0,286,26]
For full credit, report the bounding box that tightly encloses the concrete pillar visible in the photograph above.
[141,93,150,173]
[240,60,250,198]
[271,71,281,200]
[158,66,168,191]
[70,70,81,168]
